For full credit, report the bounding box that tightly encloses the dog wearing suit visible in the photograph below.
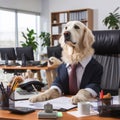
[29,21,103,104]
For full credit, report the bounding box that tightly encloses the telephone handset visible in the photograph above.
[19,80,45,92]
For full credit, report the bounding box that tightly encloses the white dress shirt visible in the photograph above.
[50,56,97,97]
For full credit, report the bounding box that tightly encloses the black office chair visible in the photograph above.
[92,30,120,95]
[47,45,62,60]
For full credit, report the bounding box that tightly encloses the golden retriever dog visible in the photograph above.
[29,21,99,104]
[47,56,62,67]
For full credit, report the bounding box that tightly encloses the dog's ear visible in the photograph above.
[59,35,64,47]
[83,27,95,48]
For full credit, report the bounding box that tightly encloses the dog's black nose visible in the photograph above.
[64,31,71,41]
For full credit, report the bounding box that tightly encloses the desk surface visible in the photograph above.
[0,109,119,120]
[0,65,58,70]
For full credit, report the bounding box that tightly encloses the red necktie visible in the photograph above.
[69,64,78,95]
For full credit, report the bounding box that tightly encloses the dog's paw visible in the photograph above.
[29,93,49,103]
[71,89,92,104]
[29,88,60,103]
[29,95,39,103]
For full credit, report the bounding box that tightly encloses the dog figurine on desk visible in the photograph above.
[47,57,62,67]
[29,21,103,104]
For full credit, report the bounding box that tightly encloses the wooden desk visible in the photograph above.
[0,65,58,87]
[0,109,119,120]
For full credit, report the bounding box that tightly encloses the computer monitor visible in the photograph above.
[47,45,62,60]
[0,47,16,61]
[16,46,34,61]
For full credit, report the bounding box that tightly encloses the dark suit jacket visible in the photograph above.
[52,58,103,95]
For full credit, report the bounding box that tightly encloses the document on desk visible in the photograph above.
[15,97,76,111]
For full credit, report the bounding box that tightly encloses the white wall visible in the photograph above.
[0,0,42,12]
[40,0,50,32]
[44,0,120,30]
[0,0,120,31]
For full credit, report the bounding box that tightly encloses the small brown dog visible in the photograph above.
[47,57,62,67]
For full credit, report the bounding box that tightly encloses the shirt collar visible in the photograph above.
[66,56,92,68]
[80,55,92,68]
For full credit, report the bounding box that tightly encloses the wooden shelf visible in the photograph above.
[51,8,93,46]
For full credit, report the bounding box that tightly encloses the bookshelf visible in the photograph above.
[51,8,93,46]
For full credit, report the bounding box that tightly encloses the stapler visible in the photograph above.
[37,103,62,119]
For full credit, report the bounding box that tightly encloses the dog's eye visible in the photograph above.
[74,25,80,29]
[65,26,67,29]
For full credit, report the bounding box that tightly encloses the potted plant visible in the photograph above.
[21,28,38,51]
[39,32,51,47]
[102,7,120,30]
[39,32,50,59]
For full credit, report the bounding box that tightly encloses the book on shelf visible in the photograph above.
[81,11,88,21]
[52,26,59,35]
[54,40,59,46]
[59,13,67,23]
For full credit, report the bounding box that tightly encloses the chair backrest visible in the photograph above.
[92,30,120,95]
[47,45,62,60]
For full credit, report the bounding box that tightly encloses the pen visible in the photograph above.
[9,77,19,96]
[32,84,38,94]
[100,90,104,99]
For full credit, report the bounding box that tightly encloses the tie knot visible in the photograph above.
[71,64,77,69]
[71,63,80,69]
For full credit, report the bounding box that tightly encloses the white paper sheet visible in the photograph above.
[15,97,76,111]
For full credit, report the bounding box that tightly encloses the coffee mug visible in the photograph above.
[77,102,90,115]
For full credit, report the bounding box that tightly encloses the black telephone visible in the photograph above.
[19,80,45,92]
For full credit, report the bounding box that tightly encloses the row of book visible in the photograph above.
[53,11,88,24]
[69,11,88,21]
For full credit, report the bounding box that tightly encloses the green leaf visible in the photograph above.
[21,28,38,51]
[39,32,50,47]
[102,7,120,29]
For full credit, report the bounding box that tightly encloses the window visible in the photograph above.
[18,12,40,47]
[0,8,40,57]
[0,10,15,47]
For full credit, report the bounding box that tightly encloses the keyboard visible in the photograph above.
[26,61,40,66]
[7,62,20,66]
[14,88,38,100]
[0,61,20,66]
[16,89,35,95]
[0,61,5,65]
